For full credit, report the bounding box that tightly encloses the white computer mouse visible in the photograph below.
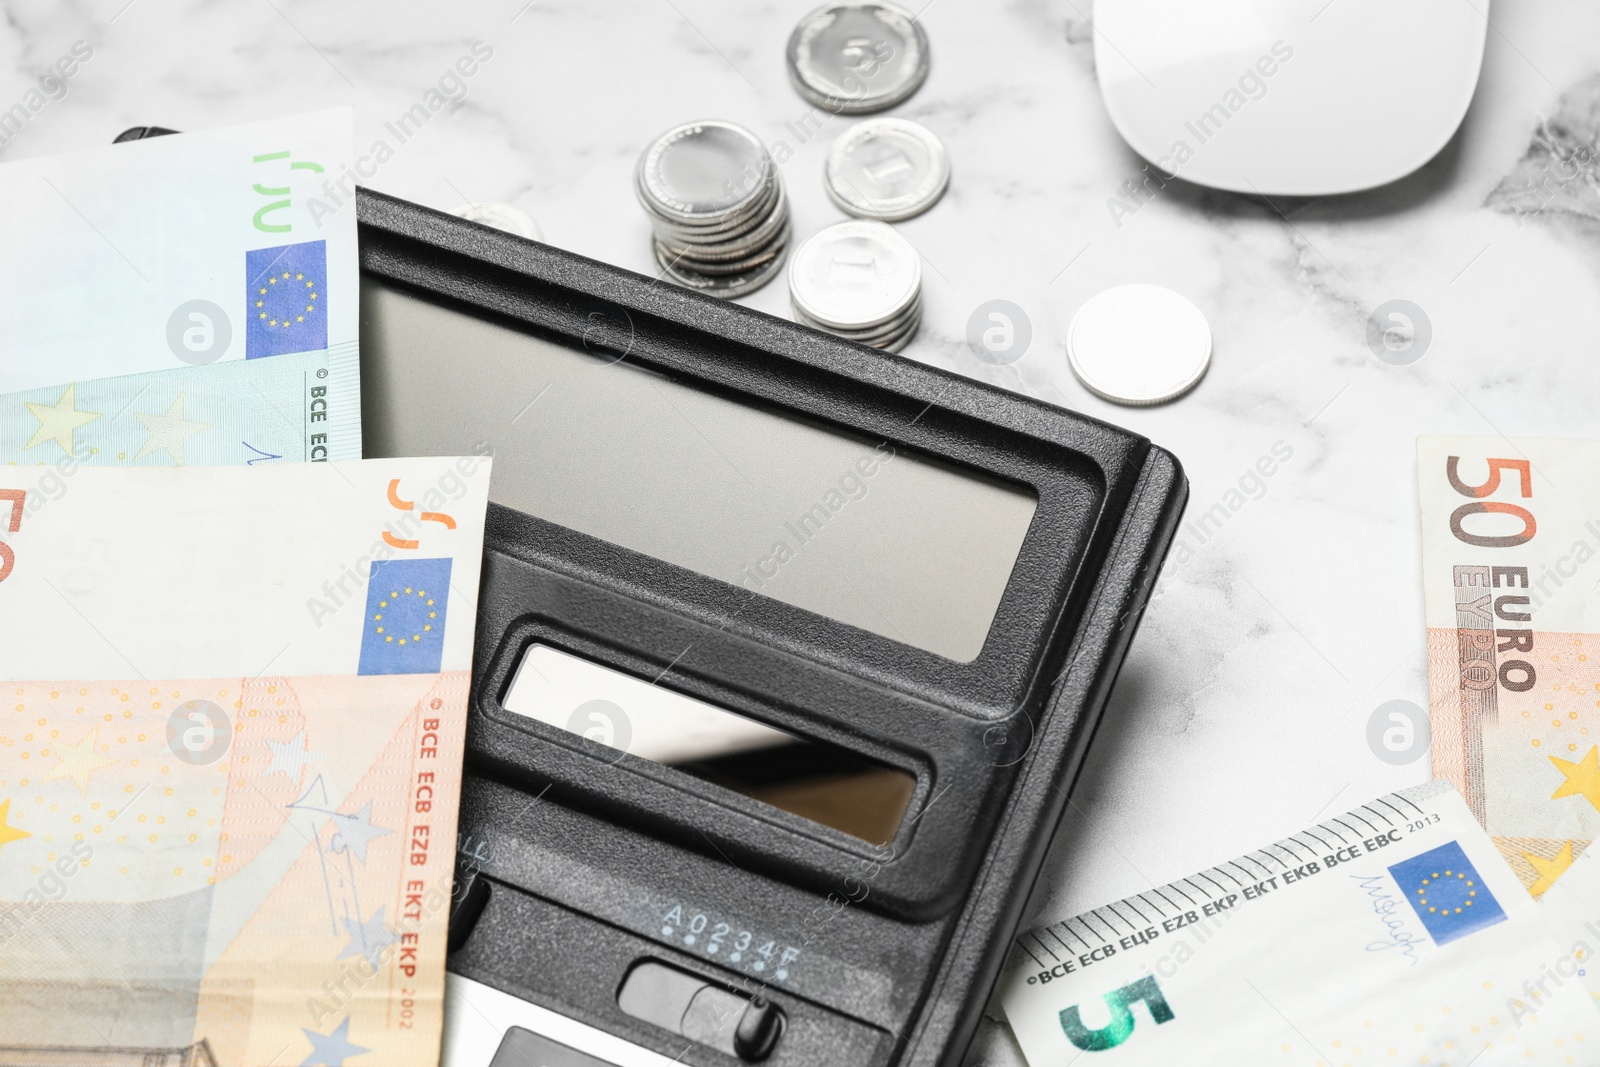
[1093,0,1489,195]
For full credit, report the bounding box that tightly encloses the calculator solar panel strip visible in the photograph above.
[115,125,1188,1067]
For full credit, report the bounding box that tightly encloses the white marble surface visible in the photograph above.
[5,0,1600,1062]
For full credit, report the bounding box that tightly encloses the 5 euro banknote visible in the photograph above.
[999,782,1597,1066]
[0,455,490,1066]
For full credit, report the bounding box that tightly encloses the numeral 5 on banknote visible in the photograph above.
[0,489,24,581]
[1059,976,1175,1051]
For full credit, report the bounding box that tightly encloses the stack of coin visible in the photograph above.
[789,220,922,352]
[635,121,791,299]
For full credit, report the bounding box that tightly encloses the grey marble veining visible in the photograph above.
[3,1,1598,1063]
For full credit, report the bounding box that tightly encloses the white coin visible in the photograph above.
[451,202,543,241]
[786,2,931,115]
[825,118,950,222]
[1066,284,1211,405]
[788,220,921,330]
[636,120,772,224]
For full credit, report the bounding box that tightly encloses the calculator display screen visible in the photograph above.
[360,279,1036,662]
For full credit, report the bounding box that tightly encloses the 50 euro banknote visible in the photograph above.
[0,456,490,1067]
[1419,437,1600,896]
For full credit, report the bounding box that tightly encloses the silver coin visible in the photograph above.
[879,313,920,352]
[636,121,773,224]
[787,2,930,115]
[793,302,920,350]
[655,241,791,299]
[1066,284,1212,405]
[871,301,922,340]
[657,233,786,272]
[849,309,920,349]
[637,120,792,298]
[647,182,777,234]
[792,308,912,343]
[825,119,949,221]
[450,202,542,241]
[638,171,778,236]
[813,301,920,347]
[793,293,920,342]
[788,220,921,330]
[656,226,790,277]
[652,187,791,257]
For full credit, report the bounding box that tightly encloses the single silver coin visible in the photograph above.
[787,2,930,115]
[450,202,542,241]
[636,121,773,223]
[825,118,949,221]
[788,220,921,330]
[1067,284,1212,405]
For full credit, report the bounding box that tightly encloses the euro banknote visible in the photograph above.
[999,782,1597,1066]
[0,456,490,1066]
[0,347,353,467]
[1419,437,1600,895]
[0,107,360,463]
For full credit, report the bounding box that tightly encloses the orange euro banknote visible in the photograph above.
[1419,437,1600,896]
[0,459,491,1066]
[0,672,468,1065]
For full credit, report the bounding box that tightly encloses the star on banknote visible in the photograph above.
[1550,744,1600,810]
[23,382,100,455]
[45,725,118,797]
[133,393,211,464]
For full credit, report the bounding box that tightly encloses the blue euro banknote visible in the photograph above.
[0,344,357,467]
[0,108,361,461]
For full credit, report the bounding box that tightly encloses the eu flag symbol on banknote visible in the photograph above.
[1388,841,1508,946]
[358,558,452,675]
[246,239,328,358]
